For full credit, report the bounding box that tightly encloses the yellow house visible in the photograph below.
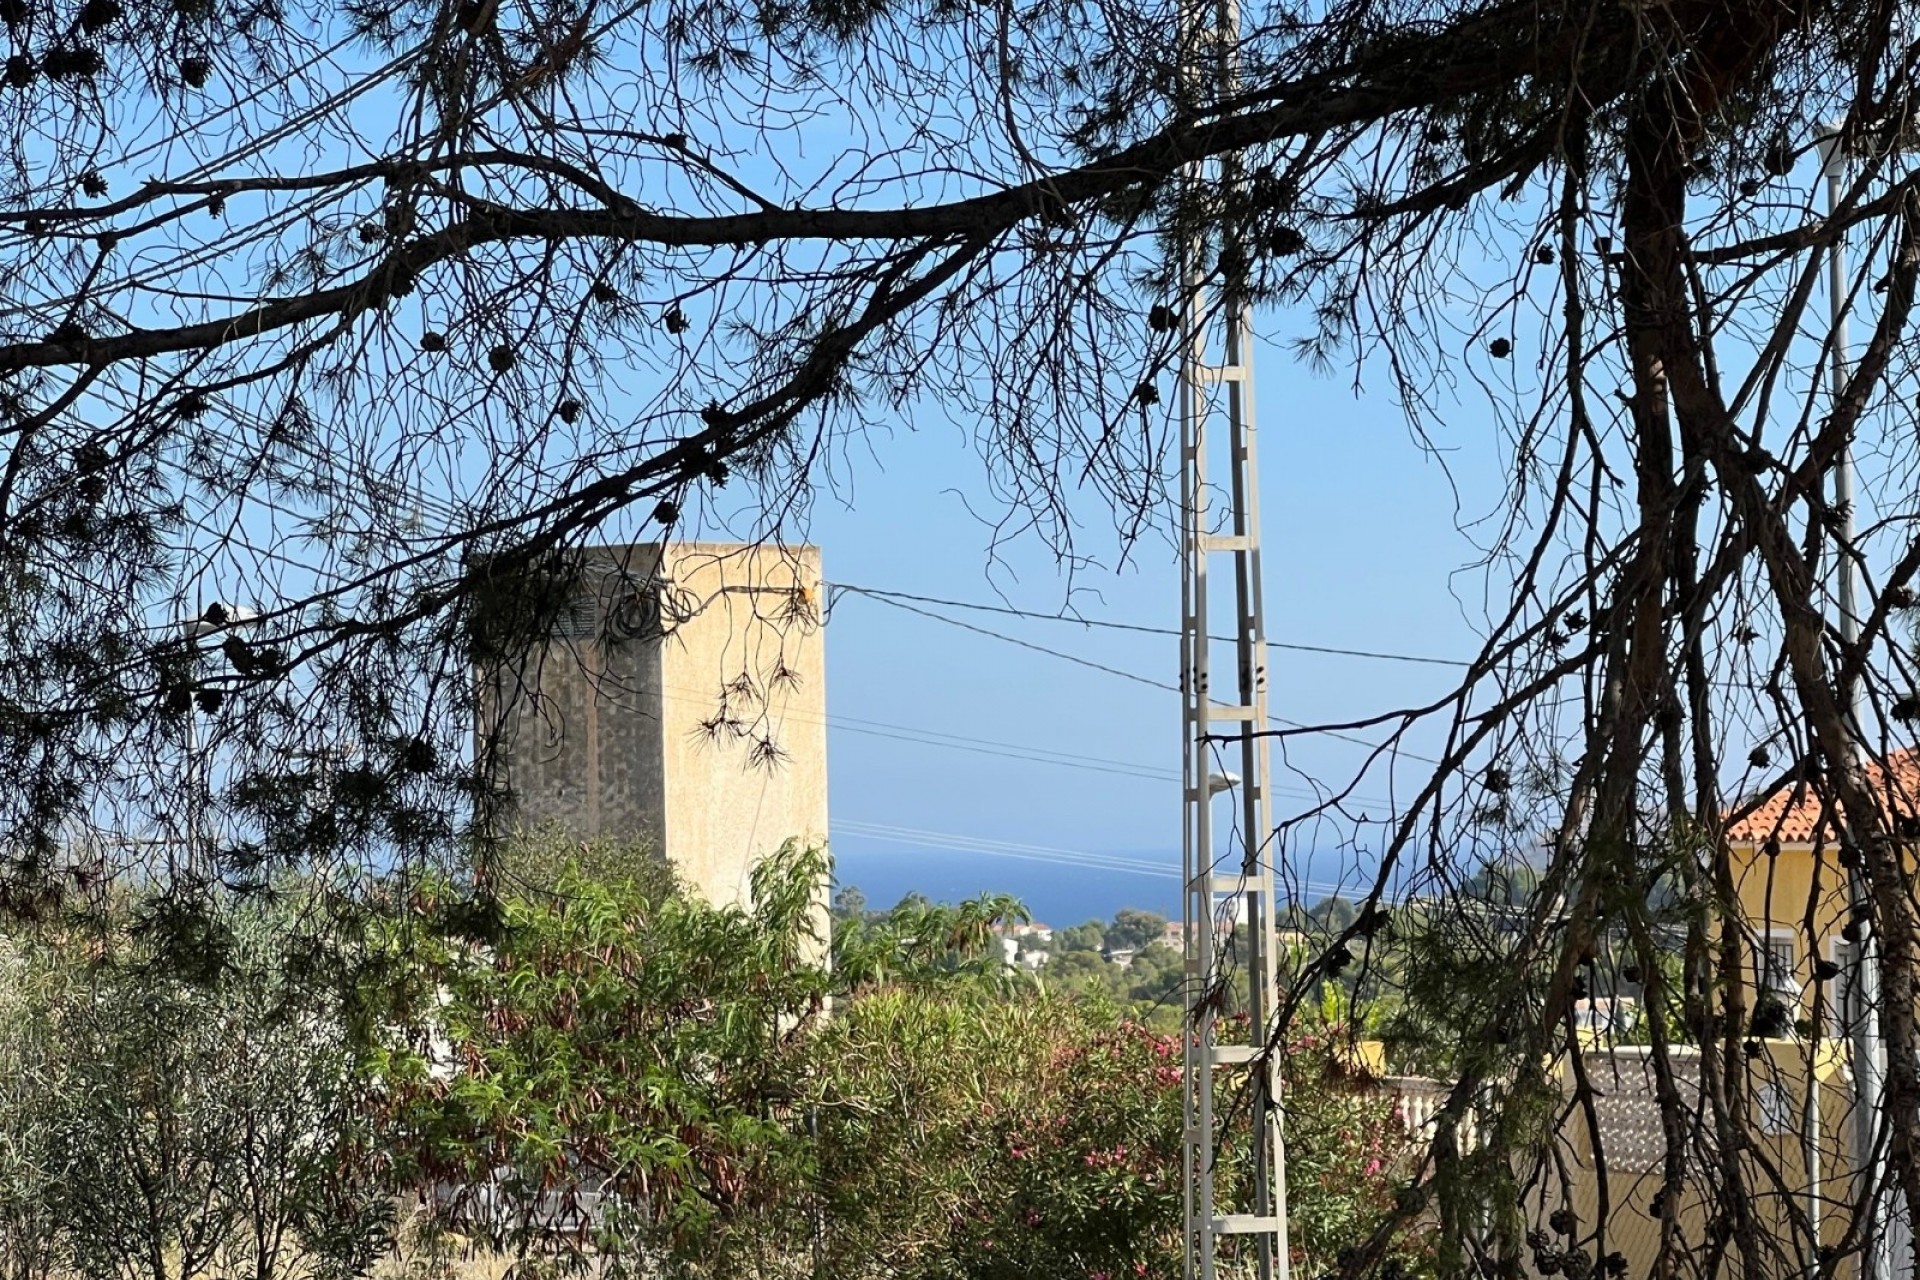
[1503,762,1919,1279]
[1364,761,1917,1277]
[1546,756,1920,1280]
[1542,1039,1855,1276]
[1725,749,1920,1037]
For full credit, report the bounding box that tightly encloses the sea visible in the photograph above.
[830,845,1380,928]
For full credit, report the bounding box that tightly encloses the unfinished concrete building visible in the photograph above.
[479,542,827,909]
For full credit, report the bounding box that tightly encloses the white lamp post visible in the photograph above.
[1817,121,1897,1280]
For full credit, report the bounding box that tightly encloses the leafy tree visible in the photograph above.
[0,903,389,1280]
[50,971,240,1280]
[371,843,830,1270]
[1104,907,1168,953]
[1119,940,1185,1009]
[1457,860,1541,907]
[805,987,1190,1278]
[1056,920,1107,953]
[830,883,869,924]
[1043,946,1113,989]
[808,991,1433,1279]
[833,886,1028,990]
[1307,896,1359,936]
[0,940,69,1280]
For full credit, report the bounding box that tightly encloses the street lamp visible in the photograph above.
[1205,773,1243,933]
[181,601,260,640]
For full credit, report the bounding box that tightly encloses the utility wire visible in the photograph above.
[839,588,1446,766]
[183,418,1468,678]
[833,820,1179,879]
[655,680,1393,809]
[656,679,1182,784]
[176,422,1400,806]
[831,722,1170,782]
[190,415,1467,693]
[834,589,1180,692]
[831,583,1473,669]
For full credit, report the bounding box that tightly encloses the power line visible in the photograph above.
[191,416,1462,686]
[831,582,1473,669]
[662,680,1180,783]
[146,445,1387,804]
[186,409,1466,678]
[179,409,1437,778]
[657,680,1393,809]
[838,588,1446,766]
[830,721,1170,781]
[839,589,1179,692]
[833,820,1180,879]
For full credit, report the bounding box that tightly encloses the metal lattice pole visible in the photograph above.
[1178,2,1288,1274]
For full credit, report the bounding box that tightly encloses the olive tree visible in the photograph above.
[0,909,391,1280]
[0,939,69,1280]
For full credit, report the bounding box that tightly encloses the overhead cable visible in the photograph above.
[831,582,1472,669]
[839,588,1445,766]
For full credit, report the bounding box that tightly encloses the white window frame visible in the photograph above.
[1754,927,1797,996]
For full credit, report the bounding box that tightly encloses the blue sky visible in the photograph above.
[789,160,1903,924]
[807,330,1512,922]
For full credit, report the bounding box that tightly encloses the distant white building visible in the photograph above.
[993,921,1056,967]
[995,933,1051,969]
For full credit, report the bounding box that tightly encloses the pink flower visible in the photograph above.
[1364,1158,1382,1177]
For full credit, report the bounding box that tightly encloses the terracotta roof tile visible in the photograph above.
[1724,747,1920,845]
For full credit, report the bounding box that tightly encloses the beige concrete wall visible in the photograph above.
[654,543,827,908]
[482,542,828,918]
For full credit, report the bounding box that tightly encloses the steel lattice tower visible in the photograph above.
[1177,2,1288,1275]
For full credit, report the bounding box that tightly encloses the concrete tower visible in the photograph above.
[481,542,827,909]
